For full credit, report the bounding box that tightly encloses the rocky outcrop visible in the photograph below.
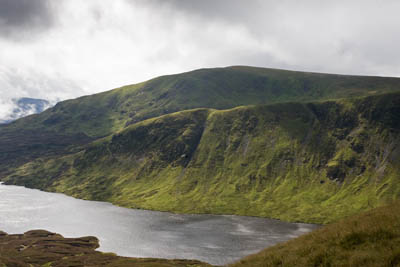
[0,230,213,267]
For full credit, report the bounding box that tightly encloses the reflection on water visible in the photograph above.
[0,184,318,265]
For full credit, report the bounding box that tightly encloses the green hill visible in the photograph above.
[4,92,400,224]
[6,66,400,137]
[230,200,400,267]
[2,66,400,177]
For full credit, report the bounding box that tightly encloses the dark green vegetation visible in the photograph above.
[0,128,92,177]
[230,200,400,267]
[0,230,212,267]
[3,91,400,223]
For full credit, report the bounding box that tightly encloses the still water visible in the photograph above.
[0,184,317,265]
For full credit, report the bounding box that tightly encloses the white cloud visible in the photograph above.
[0,0,399,106]
[0,97,52,123]
[0,98,15,123]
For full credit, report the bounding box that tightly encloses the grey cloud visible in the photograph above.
[0,0,55,39]
[140,0,272,31]
[0,67,83,102]
[1,0,400,107]
[147,0,263,20]
[177,0,398,76]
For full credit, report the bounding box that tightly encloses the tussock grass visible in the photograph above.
[230,200,400,267]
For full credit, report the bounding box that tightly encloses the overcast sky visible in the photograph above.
[1,0,400,109]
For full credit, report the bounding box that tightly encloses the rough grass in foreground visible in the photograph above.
[230,200,400,267]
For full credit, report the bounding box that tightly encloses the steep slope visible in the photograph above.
[0,127,93,177]
[2,66,400,177]
[230,200,400,267]
[5,92,400,224]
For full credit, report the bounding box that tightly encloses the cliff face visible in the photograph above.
[5,92,400,224]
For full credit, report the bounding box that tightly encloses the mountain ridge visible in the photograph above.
[5,66,400,137]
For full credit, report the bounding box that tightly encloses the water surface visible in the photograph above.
[0,184,317,265]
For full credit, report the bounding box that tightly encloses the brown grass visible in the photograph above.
[230,201,400,267]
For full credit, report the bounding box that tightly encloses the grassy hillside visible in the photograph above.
[6,66,400,138]
[0,230,212,267]
[2,66,400,177]
[5,92,400,224]
[230,200,400,267]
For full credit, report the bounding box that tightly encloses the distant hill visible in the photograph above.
[0,97,51,124]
